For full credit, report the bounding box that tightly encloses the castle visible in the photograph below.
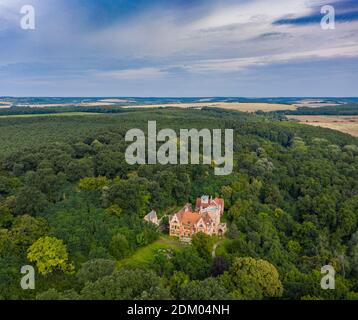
[169,195,227,240]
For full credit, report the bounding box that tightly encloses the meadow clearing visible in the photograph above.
[117,236,185,269]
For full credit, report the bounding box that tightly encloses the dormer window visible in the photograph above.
[201,195,209,203]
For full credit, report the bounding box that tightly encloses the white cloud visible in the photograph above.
[0,0,357,96]
[191,0,312,30]
[0,0,23,30]
[96,67,167,79]
[182,43,358,74]
[83,0,358,78]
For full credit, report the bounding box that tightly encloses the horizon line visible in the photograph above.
[1,96,358,99]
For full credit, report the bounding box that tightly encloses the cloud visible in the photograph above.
[191,0,312,30]
[95,67,167,79]
[182,43,358,74]
[274,0,358,25]
[84,0,358,63]
[0,0,24,30]
[0,0,357,96]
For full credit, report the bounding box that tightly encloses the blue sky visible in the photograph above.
[0,0,357,97]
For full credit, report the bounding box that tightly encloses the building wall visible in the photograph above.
[169,218,223,238]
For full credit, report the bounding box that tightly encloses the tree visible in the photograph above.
[0,229,15,257]
[227,223,239,239]
[81,269,171,300]
[24,168,66,202]
[10,215,48,251]
[173,247,210,280]
[78,176,108,192]
[109,234,130,259]
[192,232,213,261]
[77,259,116,284]
[0,175,20,196]
[0,197,15,228]
[14,187,48,215]
[221,257,283,300]
[284,268,351,300]
[36,288,80,300]
[211,256,230,277]
[66,158,94,182]
[27,236,74,276]
[105,205,122,217]
[349,231,358,276]
[169,271,189,299]
[108,177,150,217]
[291,137,308,153]
[220,185,233,208]
[94,151,129,178]
[152,248,174,277]
[181,278,228,300]
[335,207,357,238]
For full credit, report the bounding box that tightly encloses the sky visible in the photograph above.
[0,0,357,97]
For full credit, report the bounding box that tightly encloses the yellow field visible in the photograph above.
[0,100,295,112]
[99,98,131,103]
[124,102,295,112]
[288,115,358,137]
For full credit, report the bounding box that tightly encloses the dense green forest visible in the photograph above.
[274,104,358,116]
[1,108,358,300]
[0,106,134,117]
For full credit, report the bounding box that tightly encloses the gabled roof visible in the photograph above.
[196,196,224,211]
[172,210,216,227]
[213,198,224,210]
[145,210,157,221]
[180,211,202,225]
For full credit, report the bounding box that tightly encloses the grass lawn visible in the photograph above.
[0,112,101,118]
[117,236,186,269]
[215,238,231,256]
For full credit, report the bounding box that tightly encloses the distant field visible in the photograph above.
[0,102,11,109]
[124,102,296,112]
[0,112,101,118]
[288,115,358,137]
[15,102,117,108]
[0,101,297,112]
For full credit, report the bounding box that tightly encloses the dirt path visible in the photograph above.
[212,240,224,258]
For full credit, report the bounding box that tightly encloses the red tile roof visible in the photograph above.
[196,197,224,213]
[178,211,202,225]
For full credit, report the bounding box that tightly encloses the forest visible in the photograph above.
[0,107,358,300]
[275,104,358,116]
